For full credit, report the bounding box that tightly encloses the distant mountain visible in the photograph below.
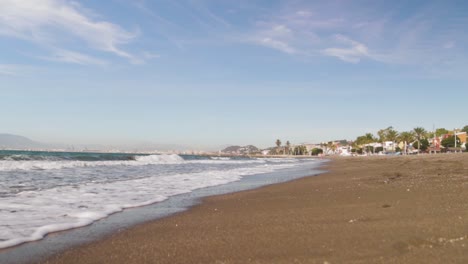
[0,133,211,152]
[0,133,42,149]
[221,145,260,155]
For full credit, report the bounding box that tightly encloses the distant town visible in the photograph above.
[1,125,467,157]
[222,126,467,157]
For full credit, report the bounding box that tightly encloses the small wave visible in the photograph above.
[135,154,184,163]
[210,157,231,160]
[1,154,61,161]
[0,154,186,171]
[0,151,139,162]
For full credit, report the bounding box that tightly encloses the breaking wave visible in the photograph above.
[0,154,185,171]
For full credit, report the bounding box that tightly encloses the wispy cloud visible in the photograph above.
[131,0,233,51]
[250,24,297,54]
[322,35,369,63]
[187,0,231,28]
[0,64,36,76]
[0,0,147,64]
[243,6,345,58]
[241,0,468,68]
[40,49,107,66]
[259,37,296,54]
[0,64,18,76]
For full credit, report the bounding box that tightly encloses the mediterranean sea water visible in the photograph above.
[0,150,322,251]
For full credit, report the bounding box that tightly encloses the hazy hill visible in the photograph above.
[221,145,260,155]
[0,133,42,149]
[0,133,213,152]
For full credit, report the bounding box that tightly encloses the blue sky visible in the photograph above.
[1,0,467,150]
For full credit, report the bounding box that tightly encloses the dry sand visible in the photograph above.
[41,153,468,264]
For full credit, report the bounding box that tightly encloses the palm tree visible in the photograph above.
[351,141,360,154]
[398,131,415,154]
[363,133,376,154]
[320,142,328,155]
[286,141,291,155]
[275,139,281,155]
[327,141,336,155]
[377,127,390,150]
[355,133,376,154]
[386,129,399,152]
[413,127,427,153]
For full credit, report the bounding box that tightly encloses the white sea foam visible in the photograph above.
[0,154,301,172]
[0,156,316,249]
[0,154,185,171]
[210,157,231,160]
[134,154,185,163]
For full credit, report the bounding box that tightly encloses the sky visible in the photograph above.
[1,0,467,150]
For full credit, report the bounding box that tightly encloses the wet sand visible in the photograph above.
[41,154,468,263]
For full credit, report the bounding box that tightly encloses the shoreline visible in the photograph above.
[0,159,325,264]
[40,153,468,263]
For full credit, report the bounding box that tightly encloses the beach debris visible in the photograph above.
[437,236,467,245]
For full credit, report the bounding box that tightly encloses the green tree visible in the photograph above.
[462,126,468,134]
[398,131,415,154]
[293,145,308,155]
[355,133,376,154]
[377,126,390,151]
[413,139,430,152]
[441,135,461,148]
[275,139,281,148]
[311,148,323,155]
[275,139,282,155]
[413,127,427,153]
[386,129,399,151]
[377,127,390,145]
[377,127,399,151]
[320,142,328,155]
[435,128,449,137]
[285,141,291,155]
[327,141,337,154]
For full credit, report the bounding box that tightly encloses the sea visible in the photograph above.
[0,150,324,260]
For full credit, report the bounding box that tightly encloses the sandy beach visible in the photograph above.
[40,153,468,264]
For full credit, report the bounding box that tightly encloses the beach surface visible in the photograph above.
[41,154,468,263]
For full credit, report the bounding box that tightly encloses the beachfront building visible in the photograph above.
[427,130,467,153]
[336,145,352,156]
[428,137,443,154]
[445,131,466,152]
[455,131,467,144]
[382,141,397,152]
